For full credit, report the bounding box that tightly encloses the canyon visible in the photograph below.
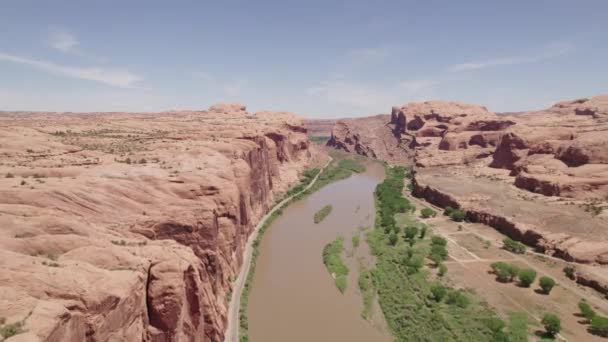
[0,104,322,342]
[324,95,608,295]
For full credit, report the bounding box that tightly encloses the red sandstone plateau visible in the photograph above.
[326,95,608,293]
[0,104,323,342]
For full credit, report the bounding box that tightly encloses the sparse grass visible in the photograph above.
[0,321,24,339]
[322,237,348,293]
[314,205,332,223]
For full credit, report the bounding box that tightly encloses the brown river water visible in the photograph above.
[248,161,393,342]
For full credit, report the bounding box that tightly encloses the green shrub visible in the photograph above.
[431,236,447,247]
[404,226,418,241]
[518,268,537,287]
[352,235,360,249]
[539,276,555,294]
[446,290,470,308]
[578,300,596,321]
[444,206,454,216]
[490,262,519,282]
[449,209,466,222]
[541,313,561,337]
[419,226,427,239]
[438,263,447,277]
[563,265,575,279]
[430,282,447,302]
[0,321,23,339]
[503,237,526,254]
[591,315,608,337]
[389,232,398,246]
[420,208,437,218]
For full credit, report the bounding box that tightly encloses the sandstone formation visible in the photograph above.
[304,119,337,137]
[327,115,413,166]
[327,95,608,293]
[0,105,320,341]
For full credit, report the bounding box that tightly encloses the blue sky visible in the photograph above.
[1,0,607,117]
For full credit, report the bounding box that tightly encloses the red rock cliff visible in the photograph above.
[0,104,319,341]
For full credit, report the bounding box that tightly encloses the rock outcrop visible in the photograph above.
[0,105,319,341]
[327,115,413,165]
[328,95,608,293]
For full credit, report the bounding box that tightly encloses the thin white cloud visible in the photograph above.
[347,47,389,65]
[48,29,79,53]
[398,79,437,93]
[307,78,438,110]
[0,52,142,88]
[192,71,247,96]
[449,42,574,72]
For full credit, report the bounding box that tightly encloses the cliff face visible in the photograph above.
[0,104,318,341]
[328,96,608,289]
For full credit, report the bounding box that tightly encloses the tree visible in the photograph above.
[503,238,526,254]
[539,276,556,294]
[430,282,447,302]
[438,263,447,277]
[420,208,437,218]
[506,264,520,282]
[419,225,427,239]
[404,226,418,241]
[518,268,537,287]
[541,313,561,337]
[578,300,596,322]
[389,232,398,246]
[591,315,608,337]
[431,236,447,247]
[406,256,424,274]
[449,209,466,222]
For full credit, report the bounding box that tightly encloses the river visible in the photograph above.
[247,160,392,342]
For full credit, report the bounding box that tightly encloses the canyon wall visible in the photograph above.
[0,104,319,341]
[328,96,608,292]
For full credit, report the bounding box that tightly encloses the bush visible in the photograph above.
[490,262,518,282]
[503,238,526,254]
[449,209,466,222]
[444,206,454,216]
[419,226,427,239]
[539,276,555,294]
[563,265,575,279]
[541,313,561,337]
[5,172,14,178]
[389,232,398,246]
[420,208,437,218]
[591,315,608,337]
[518,268,537,287]
[404,226,418,241]
[438,263,447,277]
[446,290,470,308]
[431,236,447,247]
[0,321,23,339]
[430,282,447,302]
[579,300,596,321]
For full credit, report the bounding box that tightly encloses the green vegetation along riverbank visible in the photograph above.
[366,165,530,341]
[323,237,349,293]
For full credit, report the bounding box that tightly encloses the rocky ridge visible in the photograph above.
[0,104,319,342]
[326,96,608,290]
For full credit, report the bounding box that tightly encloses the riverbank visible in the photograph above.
[223,156,332,342]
